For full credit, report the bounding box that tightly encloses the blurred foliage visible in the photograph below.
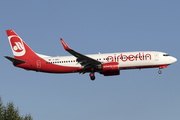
[0,97,33,120]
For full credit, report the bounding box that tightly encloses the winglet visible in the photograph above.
[60,38,71,50]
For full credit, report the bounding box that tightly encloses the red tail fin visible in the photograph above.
[6,30,39,60]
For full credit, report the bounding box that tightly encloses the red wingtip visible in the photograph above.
[60,38,70,50]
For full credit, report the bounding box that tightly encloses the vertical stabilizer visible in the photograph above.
[6,30,39,60]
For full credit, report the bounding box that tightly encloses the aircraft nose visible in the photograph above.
[170,57,177,63]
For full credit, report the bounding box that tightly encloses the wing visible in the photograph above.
[60,38,101,69]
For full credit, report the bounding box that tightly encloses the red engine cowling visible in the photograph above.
[101,62,120,76]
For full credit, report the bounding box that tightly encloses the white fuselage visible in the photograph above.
[42,51,177,69]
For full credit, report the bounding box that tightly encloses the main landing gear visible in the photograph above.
[89,69,95,81]
[90,72,95,80]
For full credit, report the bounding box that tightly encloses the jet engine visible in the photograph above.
[99,62,120,76]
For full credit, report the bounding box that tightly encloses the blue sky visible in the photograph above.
[0,0,180,120]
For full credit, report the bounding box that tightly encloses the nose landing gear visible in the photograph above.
[158,65,167,74]
[158,69,162,74]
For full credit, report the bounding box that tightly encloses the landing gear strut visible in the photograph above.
[158,69,162,74]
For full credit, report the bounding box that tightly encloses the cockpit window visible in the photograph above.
[163,54,170,56]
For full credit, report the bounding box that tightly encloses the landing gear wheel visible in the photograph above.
[90,73,95,81]
[158,70,162,74]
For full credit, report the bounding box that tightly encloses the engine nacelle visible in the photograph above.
[101,62,120,76]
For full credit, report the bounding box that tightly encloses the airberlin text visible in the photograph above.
[107,52,151,62]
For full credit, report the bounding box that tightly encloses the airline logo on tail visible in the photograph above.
[8,35,26,56]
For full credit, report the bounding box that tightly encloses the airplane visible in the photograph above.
[5,30,177,80]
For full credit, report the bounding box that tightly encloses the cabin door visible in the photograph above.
[155,53,159,61]
[36,60,41,68]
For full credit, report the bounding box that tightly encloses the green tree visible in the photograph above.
[24,114,33,120]
[0,97,33,120]
[0,97,5,120]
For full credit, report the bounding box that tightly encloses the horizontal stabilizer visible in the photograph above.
[4,56,26,64]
